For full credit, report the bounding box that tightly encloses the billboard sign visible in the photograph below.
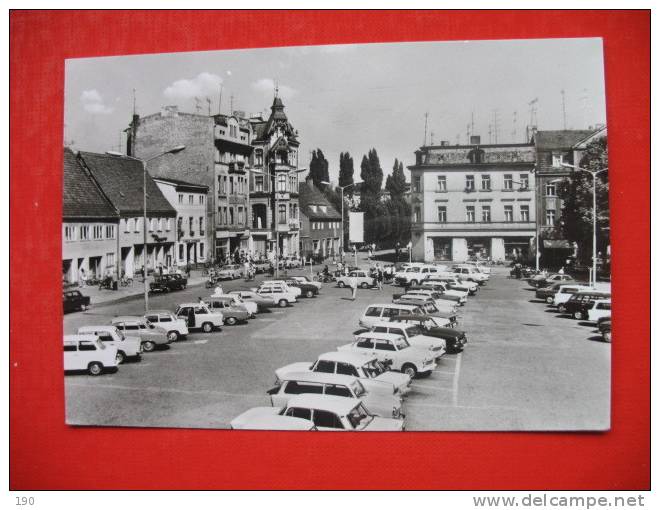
[348,212,364,243]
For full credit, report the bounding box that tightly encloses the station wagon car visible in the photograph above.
[452,266,489,284]
[143,309,189,341]
[531,273,575,288]
[553,285,594,311]
[204,295,251,325]
[265,280,302,297]
[228,290,277,312]
[284,278,319,298]
[77,325,142,364]
[392,297,458,325]
[174,303,224,333]
[232,394,404,431]
[336,270,375,289]
[290,275,322,291]
[338,332,437,378]
[230,413,317,431]
[358,303,421,329]
[389,314,467,352]
[149,274,186,293]
[588,299,612,323]
[63,290,90,313]
[425,276,478,295]
[255,283,298,307]
[63,334,118,376]
[275,351,412,396]
[111,316,171,352]
[565,291,612,320]
[369,321,446,360]
[267,371,404,419]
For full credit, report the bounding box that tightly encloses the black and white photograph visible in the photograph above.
[62,38,610,431]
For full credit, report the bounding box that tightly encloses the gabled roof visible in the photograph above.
[298,181,342,220]
[78,151,176,217]
[153,176,209,192]
[63,148,118,220]
[534,130,598,150]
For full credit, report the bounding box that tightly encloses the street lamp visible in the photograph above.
[560,162,608,285]
[320,180,362,263]
[107,145,186,312]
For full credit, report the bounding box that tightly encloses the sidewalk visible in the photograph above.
[74,270,208,306]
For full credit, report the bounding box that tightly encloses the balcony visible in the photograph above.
[289,219,300,230]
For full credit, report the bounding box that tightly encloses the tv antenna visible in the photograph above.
[423,112,429,146]
[561,89,567,129]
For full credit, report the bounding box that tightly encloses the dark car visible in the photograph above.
[390,314,467,353]
[149,274,187,293]
[535,282,563,304]
[63,289,90,313]
[598,319,611,343]
[533,275,575,289]
[284,278,319,298]
[564,290,612,320]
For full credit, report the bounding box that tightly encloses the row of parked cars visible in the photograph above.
[529,272,612,342]
[229,263,485,431]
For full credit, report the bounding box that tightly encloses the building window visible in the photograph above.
[238,207,244,226]
[178,193,183,204]
[546,209,556,226]
[277,174,287,192]
[134,218,141,232]
[465,175,475,191]
[189,217,194,233]
[520,205,530,222]
[482,206,491,223]
[552,153,565,168]
[504,205,514,222]
[106,252,115,267]
[166,218,171,231]
[437,206,447,223]
[199,243,204,258]
[504,174,513,190]
[292,204,298,219]
[255,175,264,192]
[105,225,116,239]
[412,175,421,193]
[545,183,557,196]
[199,195,205,205]
[199,217,204,234]
[437,176,447,192]
[481,175,491,191]
[255,149,263,166]
[414,207,422,223]
[178,244,184,261]
[177,217,183,234]
[93,225,103,240]
[229,207,234,225]
[466,206,475,223]
[79,225,89,240]
[64,225,75,241]
[279,204,287,224]
[519,174,529,190]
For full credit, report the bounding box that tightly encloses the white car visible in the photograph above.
[77,325,142,364]
[406,287,468,305]
[425,276,478,295]
[588,299,612,322]
[144,309,189,341]
[275,351,412,396]
[453,265,489,284]
[175,303,224,333]
[369,321,446,361]
[63,334,118,376]
[359,303,422,329]
[552,284,593,310]
[230,413,317,431]
[216,264,243,280]
[255,283,298,308]
[336,270,374,289]
[393,265,442,286]
[290,275,322,291]
[264,280,302,297]
[462,261,492,275]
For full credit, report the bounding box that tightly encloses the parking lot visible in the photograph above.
[63,263,611,431]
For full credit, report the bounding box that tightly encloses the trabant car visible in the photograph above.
[228,290,277,312]
[175,303,224,333]
[63,334,118,376]
[368,321,446,361]
[266,371,404,419]
[535,282,564,303]
[425,276,478,295]
[392,297,458,325]
[63,290,90,313]
[230,413,317,431]
[255,283,298,308]
[216,264,243,280]
[358,303,422,329]
[588,299,612,323]
[204,295,252,325]
[531,273,575,288]
[275,351,411,396]
[389,314,467,352]
[149,274,186,293]
[77,325,141,364]
[338,332,436,379]
[264,280,302,298]
[289,275,323,291]
[111,316,170,352]
[232,394,404,431]
[552,284,593,311]
[283,278,319,298]
[453,265,489,284]
[336,270,375,289]
[143,309,189,341]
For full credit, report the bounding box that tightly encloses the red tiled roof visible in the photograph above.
[63,148,118,220]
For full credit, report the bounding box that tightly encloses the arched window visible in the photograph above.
[278,204,287,224]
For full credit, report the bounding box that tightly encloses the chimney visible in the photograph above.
[440,140,450,146]
[470,135,481,145]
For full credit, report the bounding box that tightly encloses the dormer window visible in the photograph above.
[309,205,318,213]
[319,205,328,214]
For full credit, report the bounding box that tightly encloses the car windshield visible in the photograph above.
[351,380,366,397]
[424,319,436,329]
[424,303,439,313]
[405,325,425,337]
[363,360,385,377]
[394,336,410,349]
[346,403,374,429]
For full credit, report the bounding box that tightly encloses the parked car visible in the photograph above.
[63,334,118,375]
[531,273,575,288]
[252,260,272,274]
[266,371,404,419]
[63,290,90,313]
[389,314,467,353]
[461,261,492,275]
[453,265,489,284]
[588,299,612,323]
[535,282,564,304]
[553,284,594,311]
[393,296,459,325]
[368,321,447,361]
[564,291,612,320]
[358,303,422,329]
[255,282,298,308]
[230,412,317,431]
[338,332,437,378]
[393,264,443,287]
[204,295,251,325]
[598,319,612,343]
[264,280,302,298]
[174,303,224,333]
[149,274,186,293]
[426,276,478,295]
[143,309,189,341]
[336,270,375,289]
[110,316,171,352]
[228,290,277,312]
[398,286,468,305]
[284,278,319,298]
[275,351,412,397]
[216,264,243,280]
[232,394,404,431]
[77,325,142,364]
[289,275,322,291]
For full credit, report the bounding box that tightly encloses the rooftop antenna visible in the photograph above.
[116,131,123,153]
[488,123,493,144]
[561,89,567,129]
[194,97,202,114]
[470,111,475,138]
[230,94,234,115]
[423,112,429,146]
[528,97,539,142]
[580,88,589,129]
[206,97,212,116]
[512,110,518,143]
[492,109,500,144]
[466,124,470,144]
[430,131,435,145]
[218,84,223,115]
[132,88,136,116]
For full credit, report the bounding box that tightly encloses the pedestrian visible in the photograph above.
[186,264,191,278]
[558,266,565,275]
[376,264,383,290]
[187,306,196,329]
[197,296,205,305]
[350,273,358,300]
[212,284,224,296]
[79,268,86,287]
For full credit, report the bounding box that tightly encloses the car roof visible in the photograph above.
[575,290,611,295]
[396,296,431,303]
[558,284,592,291]
[355,331,406,341]
[318,351,376,364]
[279,371,360,385]
[111,316,147,322]
[365,303,419,311]
[239,415,315,430]
[286,394,360,414]
[78,325,117,333]
[177,303,208,307]
[145,309,175,315]
[64,334,99,343]
[205,295,235,300]
[371,320,415,330]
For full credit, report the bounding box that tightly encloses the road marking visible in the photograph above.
[411,383,453,392]
[193,340,208,345]
[452,352,462,407]
[66,381,265,400]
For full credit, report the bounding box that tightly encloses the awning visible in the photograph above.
[543,239,571,249]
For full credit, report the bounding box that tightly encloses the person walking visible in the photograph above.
[350,273,358,300]
[376,264,383,291]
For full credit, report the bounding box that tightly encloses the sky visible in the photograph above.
[64,38,606,183]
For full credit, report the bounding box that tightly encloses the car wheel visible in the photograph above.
[546,296,554,304]
[603,331,611,343]
[410,280,418,286]
[338,281,346,288]
[278,299,288,308]
[167,331,179,342]
[225,317,237,326]
[305,290,314,298]
[402,363,417,379]
[202,322,213,333]
[360,282,369,289]
[573,311,583,320]
[142,341,156,352]
[115,351,125,364]
[88,362,103,376]
[558,304,566,313]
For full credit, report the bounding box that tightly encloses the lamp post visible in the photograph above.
[320,180,361,263]
[107,145,186,312]
[560,162,608,285]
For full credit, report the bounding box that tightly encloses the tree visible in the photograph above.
[385,158,407,200]
[360,148,383,197]
[308,149,329,188]
[338,152,354,196]
[556,136,609,265]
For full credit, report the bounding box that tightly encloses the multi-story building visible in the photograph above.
[154,177,209,267]
[532,127,606,266]
[408,137,536,263]
[62,148,119,284]
[78,151,177,277]
[299,181,342,258]
[248,96,301,259]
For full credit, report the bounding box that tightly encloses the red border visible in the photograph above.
[10,10,650,490]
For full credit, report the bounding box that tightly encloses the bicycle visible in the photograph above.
[120,275,133,287]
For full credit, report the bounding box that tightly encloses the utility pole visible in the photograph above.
[206,97,212,116]
[194,97,201,114]
[218,84,223,115]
